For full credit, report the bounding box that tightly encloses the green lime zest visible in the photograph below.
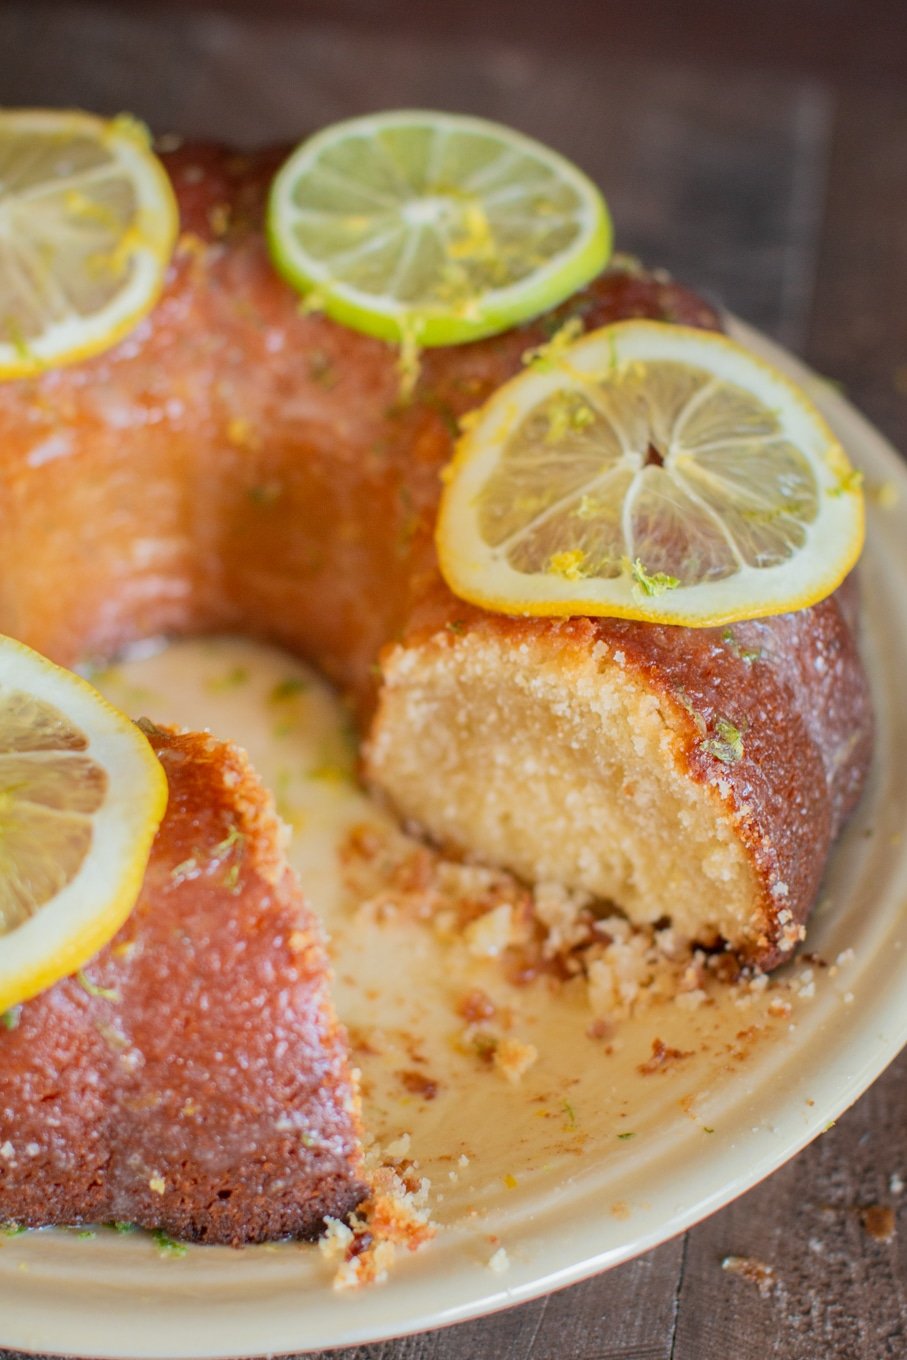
[152,1229,188,1259]
[701,716,745,765]
[626,557,680,597]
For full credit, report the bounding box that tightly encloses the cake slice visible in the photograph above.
[368,576,873,971]
[0,722,367,1245]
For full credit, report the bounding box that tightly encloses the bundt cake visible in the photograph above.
[0,722,366,1245]
[0,142,872,973]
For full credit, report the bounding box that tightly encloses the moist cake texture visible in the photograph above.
[0,724,367,1245]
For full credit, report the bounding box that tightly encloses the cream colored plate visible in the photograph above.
[1,323,906,1358]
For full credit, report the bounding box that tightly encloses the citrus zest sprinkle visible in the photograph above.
[548,549,588,581]
[626,558,680,597]
[522,316,586,370]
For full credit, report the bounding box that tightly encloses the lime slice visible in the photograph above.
[436,320,864,625]
[0,108,178,378]
[267,109,612,346]
[0,636,168,1013]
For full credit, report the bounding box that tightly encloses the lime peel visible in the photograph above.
[267,110,612,348]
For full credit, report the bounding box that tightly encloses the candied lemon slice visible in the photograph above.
[0,637,167,1013]
[436,320,864,625]
[267,109,611,346]
[0,108,178,378]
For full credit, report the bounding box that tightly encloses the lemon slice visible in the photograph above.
[267,109,612,346]
[437,320,864,625]
[0,108,178,378]
[0,637,168,1013]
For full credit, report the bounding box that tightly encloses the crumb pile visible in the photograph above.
[319,1141,435,1290]
[343,821,757,1020]
[341,821,859,1038]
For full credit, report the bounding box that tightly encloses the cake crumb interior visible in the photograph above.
[367,630,762,953]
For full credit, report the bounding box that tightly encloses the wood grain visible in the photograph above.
[805,84,907,448]
[674,1050,907,1360]
[1,4,906,1357]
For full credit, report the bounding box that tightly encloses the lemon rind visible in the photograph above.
[436,320,865,626]
[0,108,178,379]
[0,636,168,1012]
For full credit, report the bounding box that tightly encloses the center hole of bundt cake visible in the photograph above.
[644,442,664,468]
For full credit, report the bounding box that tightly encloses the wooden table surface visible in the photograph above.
[3,2,907,1356]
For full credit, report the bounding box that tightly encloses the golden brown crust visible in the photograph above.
[0,725,367,1244]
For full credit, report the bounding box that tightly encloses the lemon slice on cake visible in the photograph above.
[267,109,612,346]
[0,637,167,1014]
[0,108,178,378]
[437,320,864,626]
